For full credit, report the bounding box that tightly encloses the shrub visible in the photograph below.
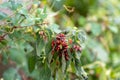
[0,1,87,80]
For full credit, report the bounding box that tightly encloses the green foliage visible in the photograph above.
[0,0,87,80]
[0,0,120,80]
[28,54,36,73]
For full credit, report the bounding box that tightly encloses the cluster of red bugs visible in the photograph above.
[51,33,82,61]
[51,33,69,61]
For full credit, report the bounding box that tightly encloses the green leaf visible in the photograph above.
[50,59,57,75]
[75,52,81,60]
[36,33,45,56]
[10,1,22,10]
[78,67,88,80]
[9,48,26,65]
[9,30,22,39]
[0,1,22,11]
[36,8,47,21]
[48,53,53,64]
[22,42,34,53]
[19,8,28,15]
[29,69,40,80]
[0,12,8,20]
[45,28,53,40]
[70,61,76,73]
[11,14,22,26]
[45,38,52,55]
[74,58,88,80]
[28,54,36,73]
[56,69,65,80]
[46,39,53,63]
[39,64,51,80]
[3,68,21,80]
[49,24,61,34]
[77,30,87,44]
[20,17,35,26]
[23,33,35,42]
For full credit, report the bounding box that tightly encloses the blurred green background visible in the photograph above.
[44,0,120,79]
